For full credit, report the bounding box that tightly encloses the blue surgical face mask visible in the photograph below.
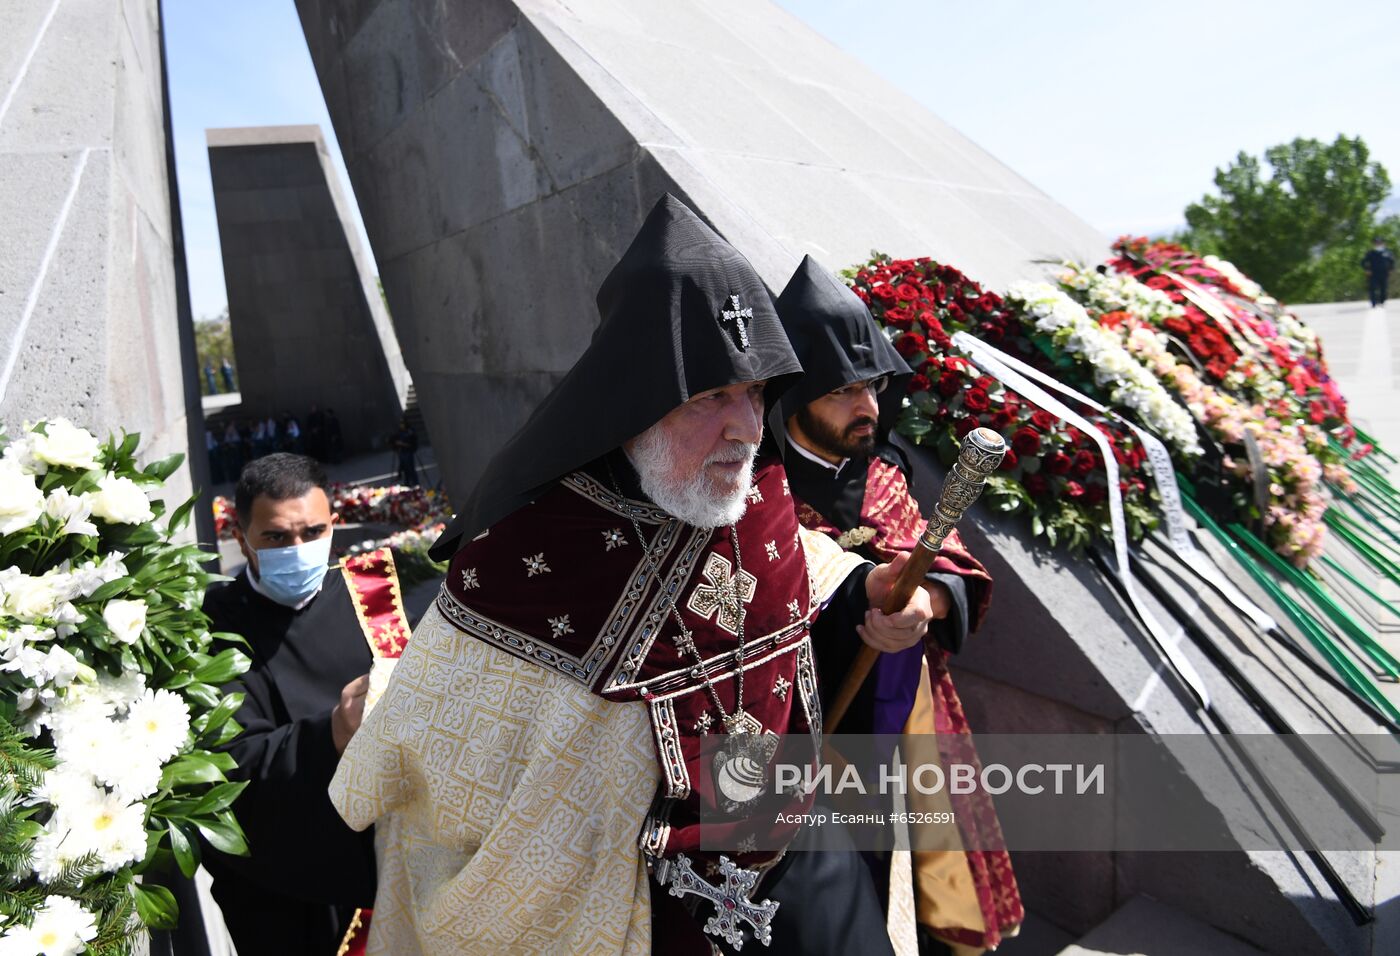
[252,536,332,607]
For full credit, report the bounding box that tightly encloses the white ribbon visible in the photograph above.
[950,333,1277,634]
[950,331,1212,708]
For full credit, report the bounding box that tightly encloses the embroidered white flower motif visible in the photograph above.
[746,485,763,504]
[772,675,791,701]
[737,835,758,853]
[781,477,790,497]
[694,711,713,734]
[786,599,801,621]
[765,540,780,562]
[602,528,628,551]
[547,615,574,637]
[461,568,480,589]
[523,553,551,577]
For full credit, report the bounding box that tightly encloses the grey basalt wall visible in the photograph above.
[0,0,198,515]
[294,0,1107,507]
[207,125,408,456]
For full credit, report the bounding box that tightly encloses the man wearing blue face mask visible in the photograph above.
[200,454,378,954]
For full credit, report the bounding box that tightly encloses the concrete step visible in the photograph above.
[1057,896,1264,956]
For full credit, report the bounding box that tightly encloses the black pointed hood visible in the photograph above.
[775,255,911,432]
[430,193,803,559]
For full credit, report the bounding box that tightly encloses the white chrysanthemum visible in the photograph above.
[89,474,154,525]
[29,827,79,885]
[69,789,148,871]
[43,488,98,538]
[49,705,124,784]
[0,894,99,955]
[33,767,99,812]
[125,688,191,764]
[0,459,44,535]
[102,600,147,645]
[29,419,103,473]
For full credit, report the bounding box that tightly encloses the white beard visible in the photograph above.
[625,426,757,528]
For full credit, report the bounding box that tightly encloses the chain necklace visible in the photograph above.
[611,465,753,734]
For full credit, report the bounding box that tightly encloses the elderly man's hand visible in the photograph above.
[859,552,935,652]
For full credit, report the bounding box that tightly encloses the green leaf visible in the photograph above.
[87,576,137,602]
[197,814,249,856]
[193,780,247,816]
[133,883,180,930]
[160,754,227,789]
[168,821,199,878]
[192,648,250,686]
[143,453,185,482]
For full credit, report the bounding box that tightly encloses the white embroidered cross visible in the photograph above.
[461,568,480,590]
[746,485,764,504]
[695,711,713,734]
[524,553,551,577]
[772,675,791,701]
[765,540,780,562]
[602,528,628,551]
[685,552,757,636]
[781,477,790,497]
[547,614,574,637]
[720,294,753,350]
[787,599,801,622]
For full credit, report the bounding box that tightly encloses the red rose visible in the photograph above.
[1012,427,1042,456]
[963,388,991,412]
[908,373,931,392]
[1163,317,1193,336]
[930,330,953,351]
[895,283,920,301]
[974,375,995,390]
[1205,357,1232,379]
[883,306,915,329]
[954,417,980,438]
[1046,451,1073,475]
[853,287,871,304]
[895,332,927,357]
[998,448,1019,471]
[1083,484,1106,505]
[1145,276,1172,290]
[1024,473,1050,497]
[991,410,1015,429]
[1030,410,1057,432]
[1064,480,1085,499]
[1071,450,1097,477]
[932,282,948,303]
[937,372,963,397]
[871,285,898,305]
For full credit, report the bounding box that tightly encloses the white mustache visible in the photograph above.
[705,442,758,466]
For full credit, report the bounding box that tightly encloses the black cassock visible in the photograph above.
[199,568,376,954]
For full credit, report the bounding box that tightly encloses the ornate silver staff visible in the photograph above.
[826,427,1006,732]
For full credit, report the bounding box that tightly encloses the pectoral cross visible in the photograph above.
[655,853,778,949]
[721,295,753,350]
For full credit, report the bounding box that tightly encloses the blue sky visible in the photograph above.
[167,1,1400,320]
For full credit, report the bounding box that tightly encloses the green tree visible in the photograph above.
[1181,135,1400,303]
[193,309,236,396]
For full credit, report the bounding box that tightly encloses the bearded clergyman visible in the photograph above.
[774,256,1023,954]
[328,195,940,955]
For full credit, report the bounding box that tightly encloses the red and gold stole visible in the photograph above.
[336,547,412,956]
[794,456,1023,952]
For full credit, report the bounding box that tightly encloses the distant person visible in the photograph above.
[220,358,237,393]
[222,421,242,477]
[324,408,344,463]
[205,428,223,485]
[283,414,302,453]
[204,363,218,395]
[1363,236,1394,307]
[251,418,269,458]
[264,415,278,452]
[389,418,419,487]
